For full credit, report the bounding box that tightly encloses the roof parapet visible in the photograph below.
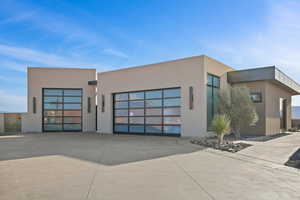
[228,66,300,94]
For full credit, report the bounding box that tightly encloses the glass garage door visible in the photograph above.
[113,88,181,136]
[43,89,82,132]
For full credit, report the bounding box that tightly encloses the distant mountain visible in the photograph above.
[292,106,300,119]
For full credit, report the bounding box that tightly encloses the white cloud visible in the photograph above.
[202,1,300,106]
[103,48,129,58]
[0,44,110,70]
[0,89,26,112]
[0,60,27,72]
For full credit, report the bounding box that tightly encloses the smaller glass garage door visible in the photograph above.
[113,88,181,135]
[43,88,82,132]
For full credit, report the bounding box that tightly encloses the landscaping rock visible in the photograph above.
[191,137,252,153]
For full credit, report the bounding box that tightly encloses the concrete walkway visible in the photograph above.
[237,133,300,165]
[0,133,299,200]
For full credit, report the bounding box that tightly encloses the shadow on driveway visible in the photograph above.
[0,132,205,166]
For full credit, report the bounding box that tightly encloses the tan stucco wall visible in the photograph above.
[265,81,292,135]
[97,55,233,137]
[22,68,96,132]
[0,113,4,132]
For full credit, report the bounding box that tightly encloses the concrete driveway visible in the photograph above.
[0,133,299,200]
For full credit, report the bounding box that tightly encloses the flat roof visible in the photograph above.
[228,66,300,94]
[28,67,96,70]
[98,55,234,75]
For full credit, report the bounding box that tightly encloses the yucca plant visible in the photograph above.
[211,114,231,147]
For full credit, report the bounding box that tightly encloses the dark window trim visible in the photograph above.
[112,87,181,136]
[207,74,220,131]
[250,92,263,103]
[42,88,83,132]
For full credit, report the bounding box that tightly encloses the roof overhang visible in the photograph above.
[227,66,300,95]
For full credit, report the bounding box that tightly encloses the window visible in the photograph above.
[113,88,181,135]
[250,93,262,103]
[207,74,220,130]
[43,88,82,132]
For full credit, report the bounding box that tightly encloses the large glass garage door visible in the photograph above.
[43,89,82,132]
[113,88,181,136]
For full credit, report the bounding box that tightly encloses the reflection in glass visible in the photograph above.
[115,101,128,109]
[164,126,181,134]
[146,108,162,116]
[64,110,81,116]
[129,100,144,108]
[44,110,63,116]
[44,104,63,110]
[129,125,144,133]
[146,99,162,107]
[63,124,82,130]
[129,92,144,100]
[145,90,162,99]
[115,109,128,116]
[64,90,82,96]
[44,96,63,103]
[63,117,81,123]
[129,109,144,116]
[115,117,128,124]
[164,98,180,107]
[146,117,162,124]
[43,88,82,131]
[164,117,181,124]
[115,124,128,132]
[44,124,63,131]
[44,117,62,124]
[163,88,180,98]
[164,107,180,116]
[146,125,162,133]
[64,97,81,103]
[44,89,63,96]
[113,88,181,135]
[115,93,128,101]
[64,104,81,110]
[130,117,144,124]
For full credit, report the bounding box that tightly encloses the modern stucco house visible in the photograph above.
[9,55,300,137]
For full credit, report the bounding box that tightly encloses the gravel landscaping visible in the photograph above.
[191,137,252,153]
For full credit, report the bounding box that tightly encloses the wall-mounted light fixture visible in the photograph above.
[88,97,91,113]
[33,97,36,114]
[101,94,105,112]
[189,87,194,110]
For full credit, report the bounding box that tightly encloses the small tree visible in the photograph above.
[218,86,258,138]
[211,114,231,146]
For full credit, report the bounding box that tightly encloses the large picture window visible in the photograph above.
[43,88,82,132]
[207,74,220,130]
[113,88,181,135]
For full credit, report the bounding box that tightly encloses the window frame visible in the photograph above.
[250,92,262,103]
[207,74,220,131]
[42,88,83,132]
[113,87,181,136]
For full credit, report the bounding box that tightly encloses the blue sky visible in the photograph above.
[1,0,300,112]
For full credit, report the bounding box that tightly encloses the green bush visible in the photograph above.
[218,86,258,138]
[212,114,231,146]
